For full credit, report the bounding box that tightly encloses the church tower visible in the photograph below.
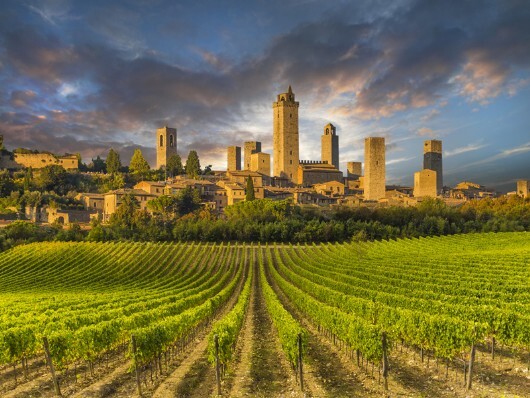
[321,123,339,169]
[273,85,299,182]
[156,126,177,169]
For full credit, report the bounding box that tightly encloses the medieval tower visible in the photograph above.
[273,86,299,182]
[321,123,339,169]
[244,141,261,170]
[364,137,386,200]
[423,140,443,194]
[227,146,241,171]
[156,126,177,169]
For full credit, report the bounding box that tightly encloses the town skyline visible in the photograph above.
[1,0,529,192]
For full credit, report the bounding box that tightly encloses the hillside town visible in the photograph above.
[0,87,528,227]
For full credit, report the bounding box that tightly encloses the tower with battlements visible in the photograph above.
[423,140,443,194]
[321,123,339,169]
[364,137,386,200]
[156,126,177,169]
[273,86,299,182]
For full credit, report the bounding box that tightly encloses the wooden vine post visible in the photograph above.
[298,332,304,391]
[214,334,221,396]
[382,332,389,391]
[131,335,142,396]
[43,337,62,397]
[466,342,476,390]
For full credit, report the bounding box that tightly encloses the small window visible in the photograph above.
[326,128,329,134]
[160,135,163,147]
[290,150,292,155]
[290,113,292,118]
[169,135,174,147]
[290,160,292,164]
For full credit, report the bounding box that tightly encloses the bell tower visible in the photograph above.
[156,126,177,169]
[321,123,339,169]
[273,85,299,182]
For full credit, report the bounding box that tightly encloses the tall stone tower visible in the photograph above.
[364,137,386,200]
[244,141,261,170]
[156,126,177,169]
[423,140,443,194]
[321,123,339,169]
[227,146,241,171]
[273,86,299,182]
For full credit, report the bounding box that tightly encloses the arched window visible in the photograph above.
[326,128,329,134]
[169,135,174,147]
[160,135,163,147]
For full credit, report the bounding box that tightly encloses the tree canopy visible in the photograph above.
[129,149,150,175]
[166,154,183,177]
[185,150,201,178]
[106,149,121,174]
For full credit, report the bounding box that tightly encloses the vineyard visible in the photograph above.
[0,232,529,397]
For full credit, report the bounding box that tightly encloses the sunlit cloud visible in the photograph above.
[444,143,487,157]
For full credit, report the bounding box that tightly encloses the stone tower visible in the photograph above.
[517,180,529,198]
[414,169,437,197]
[364,137,386,200]
[156,126,177,169]
[273,86,299,182]
[227,146,241,171]
[244,141,261,170]
[321,123,339,169]
[347,161,362,179]
[423,140,443,194]
[250,152,271,176]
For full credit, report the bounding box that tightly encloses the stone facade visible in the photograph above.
[347,161,362,179]
[364,137,386,200]
[414,169,437,198]
[156,126,177,169]
[1,153,79,170]
[273,86,299,182]
[103,189,156,221]
[517,180,529,198]
[321,123,339,169]
[227,146,241,171]
[250,152,271,176]
[423,140,443,194]
[297,161,343,187]
[313,181,345,197]
[244,141,261,170]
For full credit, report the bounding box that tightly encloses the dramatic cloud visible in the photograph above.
[0,0,528,188]
[444,143,487,158]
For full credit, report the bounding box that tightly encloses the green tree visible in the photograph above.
[246,176,255,201]
[90,156,106,173]
[109,194,139,230]
[23,167,33,192]
[177,186,201,215]
[0,170,15,197]
[185,150,201,179]
[147,195,179,220]
[106,149,121,174]
[37,165,70,194]
[129,149,150,175]
[166,154,183,177]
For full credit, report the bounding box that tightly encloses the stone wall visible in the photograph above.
[250,152,270,176]
[347,161,362,179]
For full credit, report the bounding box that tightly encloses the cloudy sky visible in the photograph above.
[1,0,529,191]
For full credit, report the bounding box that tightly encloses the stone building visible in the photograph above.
[134,181,166,196]
[414,169,437,198]
[423,140,443,194]
[364,137,386,200]
[517,180,529,198]
[297,161,343,187]
[244,141,261,170]
[313,181,345,197]
[156,126,177,169]
[250,152,271,176]
[227,146,241,171]
[321,123,339,169]
[103,189,156,221]
[76,193,105,213]
[273,86,299,183]
[347,162,362,179]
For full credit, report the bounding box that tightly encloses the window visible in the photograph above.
[290,160,292,164]
[160,135,163,147]
[326,128,329,134]
[169,135,174,147]
[290,150,292,155]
